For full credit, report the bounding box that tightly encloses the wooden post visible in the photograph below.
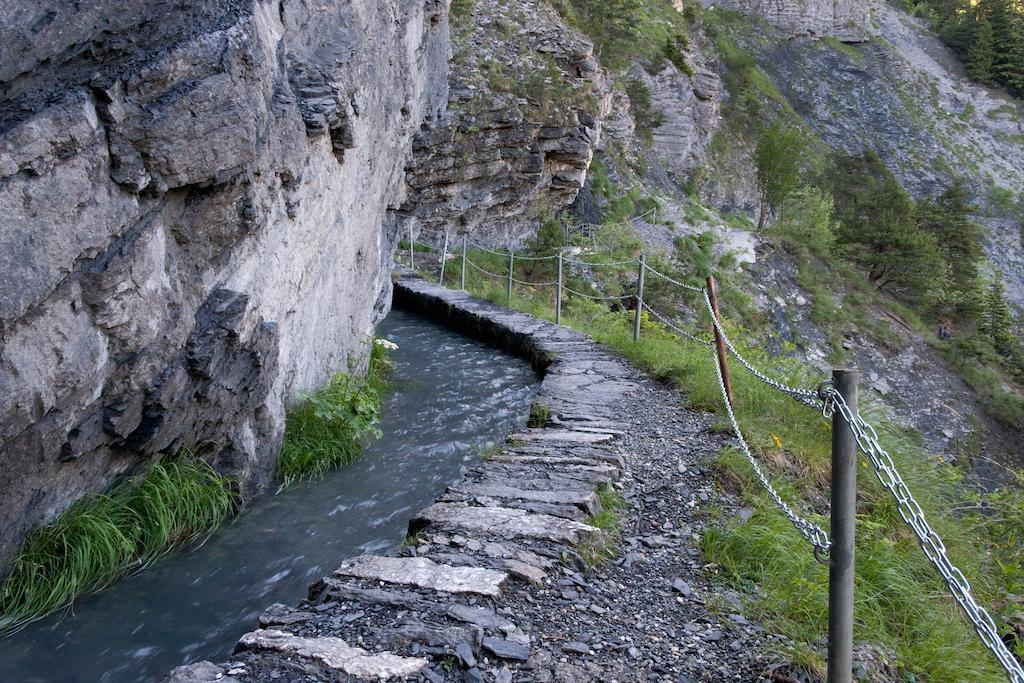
[507,250,514,305]
[409,223,414,268]
[460,235,467,291]
[706,276,735,407]
[439,231,449,286]
[827,369,858,683]
[633,254,646,342]
[556,251,563,325]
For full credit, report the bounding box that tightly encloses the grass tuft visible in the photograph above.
[579,483,627,567]
[0,454,236,633]
[276,340,392,485]
[527,401,550,428]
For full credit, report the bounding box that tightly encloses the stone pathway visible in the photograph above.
[164,272,776,683]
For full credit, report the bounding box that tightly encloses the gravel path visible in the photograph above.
[163,272,778,683]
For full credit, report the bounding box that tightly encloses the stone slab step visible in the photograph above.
[335,556,507,597]
[509,429,614,444]
[411,503,599,545]
[487,457,621,479]
[315,579,514,632]
[439,494,590,521]
[236,629,428,679]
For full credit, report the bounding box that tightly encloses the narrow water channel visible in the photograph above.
[0,308,538,683]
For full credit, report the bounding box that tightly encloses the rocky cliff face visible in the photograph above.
[396,0,610,246]
[756,2,1024,307]
[702,0,871,41]
[0,0,450,570]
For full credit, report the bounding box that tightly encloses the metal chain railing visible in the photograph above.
[709,343,832,553]
[824,389,1024,683]
[640,301,713,347]
[642,263,705,293]
[400,230,1024,682]
[701,289,820,401]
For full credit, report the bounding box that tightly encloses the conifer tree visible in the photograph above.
[831,152,947,302]
[994,9,1024,95]
[967,17,996,82]
[982,272,1017,356]
[916,180,986,316]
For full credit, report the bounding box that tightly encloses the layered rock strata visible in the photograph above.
[0,0,450,569]
[395,0,612,246]
[700,0,872,41]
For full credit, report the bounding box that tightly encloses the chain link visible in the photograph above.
[562,286,634,302]
[642,264,705,293]
[701,291,819,400]
[641,301,713,347]
[710,345,832,553]
[825,389,1024,683]
[463,258,509,280]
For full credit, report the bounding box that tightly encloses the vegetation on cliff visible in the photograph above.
[277,340,393,485]
[910,0,1024,96]
[0,339,394,631]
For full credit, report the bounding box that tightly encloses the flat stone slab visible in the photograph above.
[482,636,532,661]
[413,503,599,545]
[335,556,507,597]
[449,482,600,515]
[237,629,427,679]
[509,430,614,444]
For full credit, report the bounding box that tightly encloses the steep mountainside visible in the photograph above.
[0,0,449,570]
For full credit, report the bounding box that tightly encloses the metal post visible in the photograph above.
[507,251,514,305]
[827,369,858,683]
[461,235,467,291]
[633,254,646,342]
[705,276,735,407]
[439,231,449,286]
[409,223,414,268]
[555,251,563,326]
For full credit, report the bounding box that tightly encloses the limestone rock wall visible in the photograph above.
[396,0,611,246]
[0,0,450,570]
[701,0,871,41]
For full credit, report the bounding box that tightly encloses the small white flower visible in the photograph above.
[374,338,399,351]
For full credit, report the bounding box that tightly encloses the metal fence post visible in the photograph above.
[556,251,563,325]
[705,276,735,407]
[828,369,858,683]
[633,254,646,342]
[439,231,449,286]
[461,235,467,291]
[507,250,514,305]
[409,223,414,268]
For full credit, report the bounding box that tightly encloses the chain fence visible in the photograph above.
[399,228,1024,682]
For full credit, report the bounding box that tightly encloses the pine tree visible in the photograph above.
[831,152,948,302]
[994,9,1024,95]
[967,17,996,82]
[916,180,986,316]
[982,273,1016,356]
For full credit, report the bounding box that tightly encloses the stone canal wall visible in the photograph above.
[164,271,772,682]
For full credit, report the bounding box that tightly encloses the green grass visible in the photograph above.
[0,337,395,632]
[578,483,627,566]
[0,455,236,633]
[527,401,550,428]
[402,250,1023,681]
[821,36,864,63]
[277,341,391,485]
